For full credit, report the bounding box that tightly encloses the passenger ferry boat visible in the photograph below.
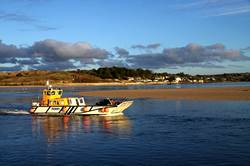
[29,82,133,116]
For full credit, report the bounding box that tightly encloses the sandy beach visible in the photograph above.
[80,86,250,101]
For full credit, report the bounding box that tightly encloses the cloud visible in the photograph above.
[0,66,22,71]
[131,44,145,49]
[210,4,250,17]
[242,46,250,51]
[31,39,109,62]
[34,25,58,31]
[31,61,77,71]
[127,43,250,69]
[17,58,40,65]
[0,40,249,71]
[177,62,226,69]
[0,39,110,71]
[97,59,129,68]
[172,0,250,17]
[114,47,129,57]
[147,43,161,49]
[0,11,57,31]
[0,40,29,63]
[19,25,58,32]
[0,12,36,23]
[131,43,161,49]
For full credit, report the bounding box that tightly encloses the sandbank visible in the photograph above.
[79,86,250,101]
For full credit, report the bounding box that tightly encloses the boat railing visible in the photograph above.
[31,100,40,106]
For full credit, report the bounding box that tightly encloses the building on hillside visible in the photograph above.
[127,77,134,81]
[198,79,204,83]
[175,77,182,83]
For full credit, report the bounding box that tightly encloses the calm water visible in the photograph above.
[0,82,250,166]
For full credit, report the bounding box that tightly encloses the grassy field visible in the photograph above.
[0,70,103,86]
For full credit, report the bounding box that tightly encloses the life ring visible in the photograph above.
[101,107,109,113]
[83,106,88,112]
[63,107,68,113]
[29,108,35,113]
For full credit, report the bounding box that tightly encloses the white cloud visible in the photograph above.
[172,0,250,17]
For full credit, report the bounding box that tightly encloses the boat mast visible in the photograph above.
[46,80,52,89]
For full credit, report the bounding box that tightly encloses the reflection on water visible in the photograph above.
[32,115,132,143]
[1,83,250,165]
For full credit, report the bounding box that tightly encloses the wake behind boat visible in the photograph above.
[29,81,133,116]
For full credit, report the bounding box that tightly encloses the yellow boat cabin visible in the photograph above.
[32,87,85,107]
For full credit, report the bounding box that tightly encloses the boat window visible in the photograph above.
[47,91,51,95]
[51,91,55,95]
[96,99,111,106]
[76,99,79,106]
[79,99,83,103]
[58,91,62,95]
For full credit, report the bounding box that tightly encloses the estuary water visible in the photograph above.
[0,82,250,166]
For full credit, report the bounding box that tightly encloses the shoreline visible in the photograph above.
[0,81,249,88]
[0,81,185,88]
[79,86,250,101]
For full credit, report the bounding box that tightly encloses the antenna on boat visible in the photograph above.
[46,80,52,89]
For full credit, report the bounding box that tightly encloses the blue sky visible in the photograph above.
[0,0,250,74]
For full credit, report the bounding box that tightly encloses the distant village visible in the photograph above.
[117,73,250,84]
[126,75,205,84]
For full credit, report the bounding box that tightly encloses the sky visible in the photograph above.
[0,0,250,74]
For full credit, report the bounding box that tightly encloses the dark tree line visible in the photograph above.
[71,67,250,82]
[88,67,154,79]
[73,67,154,80]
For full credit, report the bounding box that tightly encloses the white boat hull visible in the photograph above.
[30,101,133,116]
